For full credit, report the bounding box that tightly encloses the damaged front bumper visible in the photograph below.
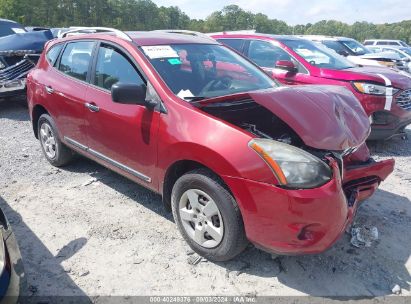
[0,54,36,98]
[223,157,394,255]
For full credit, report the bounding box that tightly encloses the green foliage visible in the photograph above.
[0,1,410,43]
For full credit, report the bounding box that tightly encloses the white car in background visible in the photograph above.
[368,45,411,73]
[299,35,406,70]
[364,39,410,47]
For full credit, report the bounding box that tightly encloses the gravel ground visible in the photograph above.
[0,99,410,299]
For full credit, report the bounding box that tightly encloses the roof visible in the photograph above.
[56,29,218,46]
[127,31,218,46]
[296,35,356,42]
[210,32,304,42]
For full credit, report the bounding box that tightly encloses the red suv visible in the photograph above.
[212,33,411,140]
[27,29,394,261]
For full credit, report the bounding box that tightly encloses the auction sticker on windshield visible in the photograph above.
[141,46,178,59]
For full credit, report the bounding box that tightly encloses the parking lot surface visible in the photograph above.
[0,100,410,298]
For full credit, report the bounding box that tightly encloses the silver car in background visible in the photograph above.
[368,45,411,73]
[299,35,407,71]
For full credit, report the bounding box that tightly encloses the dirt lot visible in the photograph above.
[0,100,410,299]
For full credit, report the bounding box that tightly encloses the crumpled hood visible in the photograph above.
[319,66,411,90]
[247,85,370,151]
[0,30,53,53]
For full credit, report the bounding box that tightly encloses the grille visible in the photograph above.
[0,59,35,82]
[396,89,411,111]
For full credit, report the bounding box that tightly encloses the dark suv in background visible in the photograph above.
[0,18,53,100]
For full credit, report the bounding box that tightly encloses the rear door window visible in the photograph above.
[58,41,95,82]
[93,44,145,91]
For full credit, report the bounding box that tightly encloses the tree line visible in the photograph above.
[1,1,410,43]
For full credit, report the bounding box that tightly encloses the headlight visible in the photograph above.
[249,139,332,189]
[353,82,399,96]
[0,61,5,70]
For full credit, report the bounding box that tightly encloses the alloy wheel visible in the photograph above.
[40,122,57,159]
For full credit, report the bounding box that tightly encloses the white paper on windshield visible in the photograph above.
[177,89,194,100]
[141,46,178,59]
[12,28,26,34]
[377,73,393,111]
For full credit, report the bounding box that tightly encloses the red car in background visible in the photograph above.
[211,33,411,140]
[27,29,393,261]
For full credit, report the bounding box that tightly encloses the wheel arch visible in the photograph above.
[162,160,235,212]
[31,104,49,139]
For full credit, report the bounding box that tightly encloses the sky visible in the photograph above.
[152,0,411,25]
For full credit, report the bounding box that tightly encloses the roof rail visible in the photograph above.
[207,30,257,35]
[59,27,132,41]
[152,29,214,40]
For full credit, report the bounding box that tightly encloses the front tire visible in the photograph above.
[38,114,73,167]
[171,169,248,261]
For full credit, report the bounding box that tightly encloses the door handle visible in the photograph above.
[45,86,54,94]
[85,102,100,112]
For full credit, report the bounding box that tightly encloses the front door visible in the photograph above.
[84,42,160,189]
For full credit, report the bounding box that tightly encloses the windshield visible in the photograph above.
[340,40,370,55]
[0,21,26,38]
[281,39,355,70]
[140,44,276,100]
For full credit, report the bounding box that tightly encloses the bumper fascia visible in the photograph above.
[356,93,411,140]
[369,116,411,140]
[223,158,394,256]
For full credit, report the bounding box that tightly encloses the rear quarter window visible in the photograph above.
[46,44,63,66]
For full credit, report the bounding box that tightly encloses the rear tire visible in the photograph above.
[171,169,248,261]
[38,114,73,167]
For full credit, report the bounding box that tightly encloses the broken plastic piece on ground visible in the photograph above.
[187,255,202,265]
[350,226,379,247]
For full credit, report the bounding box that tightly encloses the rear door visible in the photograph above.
[84,42,160,188]
[48,41,95,146]
[245,40,310,85]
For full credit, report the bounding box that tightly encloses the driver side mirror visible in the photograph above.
[111,83,157,109]
[275,60,298,74]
